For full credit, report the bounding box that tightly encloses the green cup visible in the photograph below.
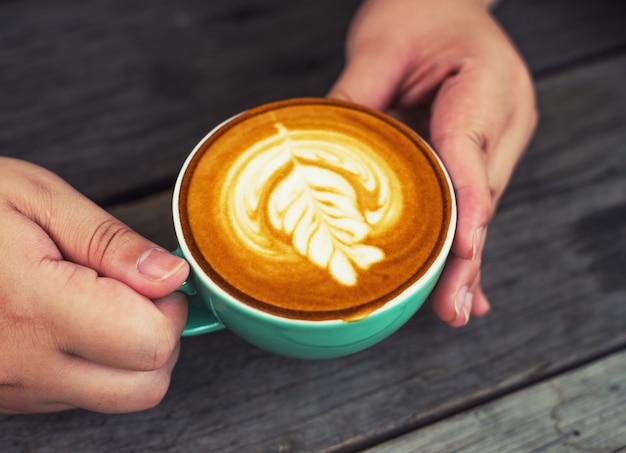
[173,98,456,359]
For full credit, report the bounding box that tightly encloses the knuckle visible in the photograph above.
[471,254,483,272]
[489,185,504,209]
[436,129,487,153]
[86,219,134,269]
[140,324,178,372]
[1,161,56,223]
[456,183,494,222]
[478,191,494,222]
[149,337,175,371]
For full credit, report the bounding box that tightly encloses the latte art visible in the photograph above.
[180,99,452,320]
[225,123,401,286]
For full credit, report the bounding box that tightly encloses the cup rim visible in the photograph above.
[172,97,457,326]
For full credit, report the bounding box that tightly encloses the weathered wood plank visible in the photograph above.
[1,47,623,453]
[495,0,626,75]
[0,0,360,203]
[1,0,624,207]
[366,350,626,453]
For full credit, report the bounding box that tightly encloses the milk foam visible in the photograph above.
[223,123,403,286]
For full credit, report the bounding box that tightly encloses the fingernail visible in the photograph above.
[454,286,468,321]
[137,248,186,281]
[462,291,473,326]
[454,286,473,325]
[473,227,484,260]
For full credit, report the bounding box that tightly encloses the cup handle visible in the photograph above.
[173,247,225,336]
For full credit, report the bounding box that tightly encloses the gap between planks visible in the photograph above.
[364,348,626,453]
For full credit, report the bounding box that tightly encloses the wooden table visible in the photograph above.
[1,1,625,451]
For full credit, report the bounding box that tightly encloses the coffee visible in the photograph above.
[179,98,452,321]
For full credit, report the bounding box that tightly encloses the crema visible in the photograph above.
[179,98,452,320]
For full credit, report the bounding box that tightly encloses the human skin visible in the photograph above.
[0,158,189,413]
[328,0,538,327]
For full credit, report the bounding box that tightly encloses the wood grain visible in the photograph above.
[1,0,625,206]
[1,0,625,452]
[0,0,360,204]
[367,350,626,453]
[495,0,626,75]
[1,47,623,453]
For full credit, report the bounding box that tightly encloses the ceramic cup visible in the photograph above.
[173,98,456,359]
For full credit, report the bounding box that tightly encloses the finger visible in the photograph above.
[8,341,180,414]
[471,284,491,317]
[53,341,180,413]
[465,236,492,318]
[39,258,187,371]
[430,219,489,326]
[327,48,402,110]
[485,96,538,203]
[55,206,188,299]
[0,386,74,414]
[1,198,187,372]
[429,251,482,327]
[430,66,513,260]
[465,269,490,320]
[7,161,188,299]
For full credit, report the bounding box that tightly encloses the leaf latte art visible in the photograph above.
[225,123,401,286]
[180,99,452,320]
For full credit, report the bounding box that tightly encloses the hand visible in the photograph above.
[0,158,189,413]
[329,0,537,326]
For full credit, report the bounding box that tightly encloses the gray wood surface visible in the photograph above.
[0,0,360,205]
[2,44,624,453]
[1,0,624,207]
[495,0,626,75]
[367,350,626,453]
[1,0,625,452]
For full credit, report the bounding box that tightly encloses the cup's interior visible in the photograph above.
[173,98,456,324]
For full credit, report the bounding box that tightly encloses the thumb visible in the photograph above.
[12,160,188,299]
[327,50,401,111]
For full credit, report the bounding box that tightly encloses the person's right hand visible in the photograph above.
[329,0,538,327]
[0,157,189,414]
